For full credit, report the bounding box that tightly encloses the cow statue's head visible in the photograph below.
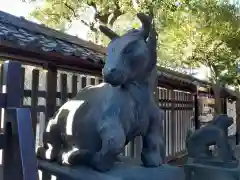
[212,114,234,129]
[100,13,157,87]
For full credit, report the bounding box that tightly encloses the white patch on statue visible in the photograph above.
[62,147,79,164]
[46,100,85,135]
[45,143,53,160]
[65,100,85,135]
[46,118,55,132]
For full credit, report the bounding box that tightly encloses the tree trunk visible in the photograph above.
[212,82,222,117]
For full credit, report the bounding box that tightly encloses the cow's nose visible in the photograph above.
[102,68,123,86]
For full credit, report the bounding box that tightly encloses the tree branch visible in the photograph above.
[80,20,98,32]
[89,1,97,9]
[95,13,110,24]
[108,2,123,25]
[88,1,122,26]
[63,2,78,18]
[45,1,77,22]
[86,2,110,24]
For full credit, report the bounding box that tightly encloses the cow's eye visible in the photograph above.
[123,47,134,54]
[123,41,137,54]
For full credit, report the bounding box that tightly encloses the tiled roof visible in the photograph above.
[0,10,106,68]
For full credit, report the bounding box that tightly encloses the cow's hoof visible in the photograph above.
[90,153,114,172]
[141,151,163,167]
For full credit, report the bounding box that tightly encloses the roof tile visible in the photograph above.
[0,11,105,65]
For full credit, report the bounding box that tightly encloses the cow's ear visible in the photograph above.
[137,13,152,40]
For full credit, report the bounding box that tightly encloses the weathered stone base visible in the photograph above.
[184,159,240,180]
[38,159,185,180]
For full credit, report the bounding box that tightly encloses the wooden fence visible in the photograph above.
[0,63,194,161]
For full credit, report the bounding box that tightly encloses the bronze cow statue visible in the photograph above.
[186,114,236,162]
[37,13,165,172]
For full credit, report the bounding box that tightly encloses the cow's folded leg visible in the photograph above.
[90,123,126,172]
[36,123,62,161]
[60,149,92,165]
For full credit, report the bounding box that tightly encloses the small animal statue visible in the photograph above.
[37,13,165,172]
[186,114,236,162]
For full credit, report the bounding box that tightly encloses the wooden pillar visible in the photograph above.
[31,69,39,141]
[43,65,57,179]
[194,93,200,130]
[236,98,240,145]
[212,83,222,116]
[170,90,176,156]
[45,66,57,120]
[222,98,227,114]
[60,73,68,105]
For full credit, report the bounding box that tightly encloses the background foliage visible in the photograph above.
[23,0,240,88]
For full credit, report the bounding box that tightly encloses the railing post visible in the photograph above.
[16,108,38,180]
[6,108,38,180]
[1,61,22,180]
[1,61,38,180]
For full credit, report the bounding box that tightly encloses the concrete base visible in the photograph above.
[38,159,185,180]
[184,159,240,180]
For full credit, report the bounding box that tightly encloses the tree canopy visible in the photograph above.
[23,0,192,67]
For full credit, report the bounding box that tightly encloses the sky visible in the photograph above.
[0,0,90,39]
[0,0,36,17]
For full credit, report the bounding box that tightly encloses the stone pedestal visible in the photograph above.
[184,158,240,180]
[38,159,185,180]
